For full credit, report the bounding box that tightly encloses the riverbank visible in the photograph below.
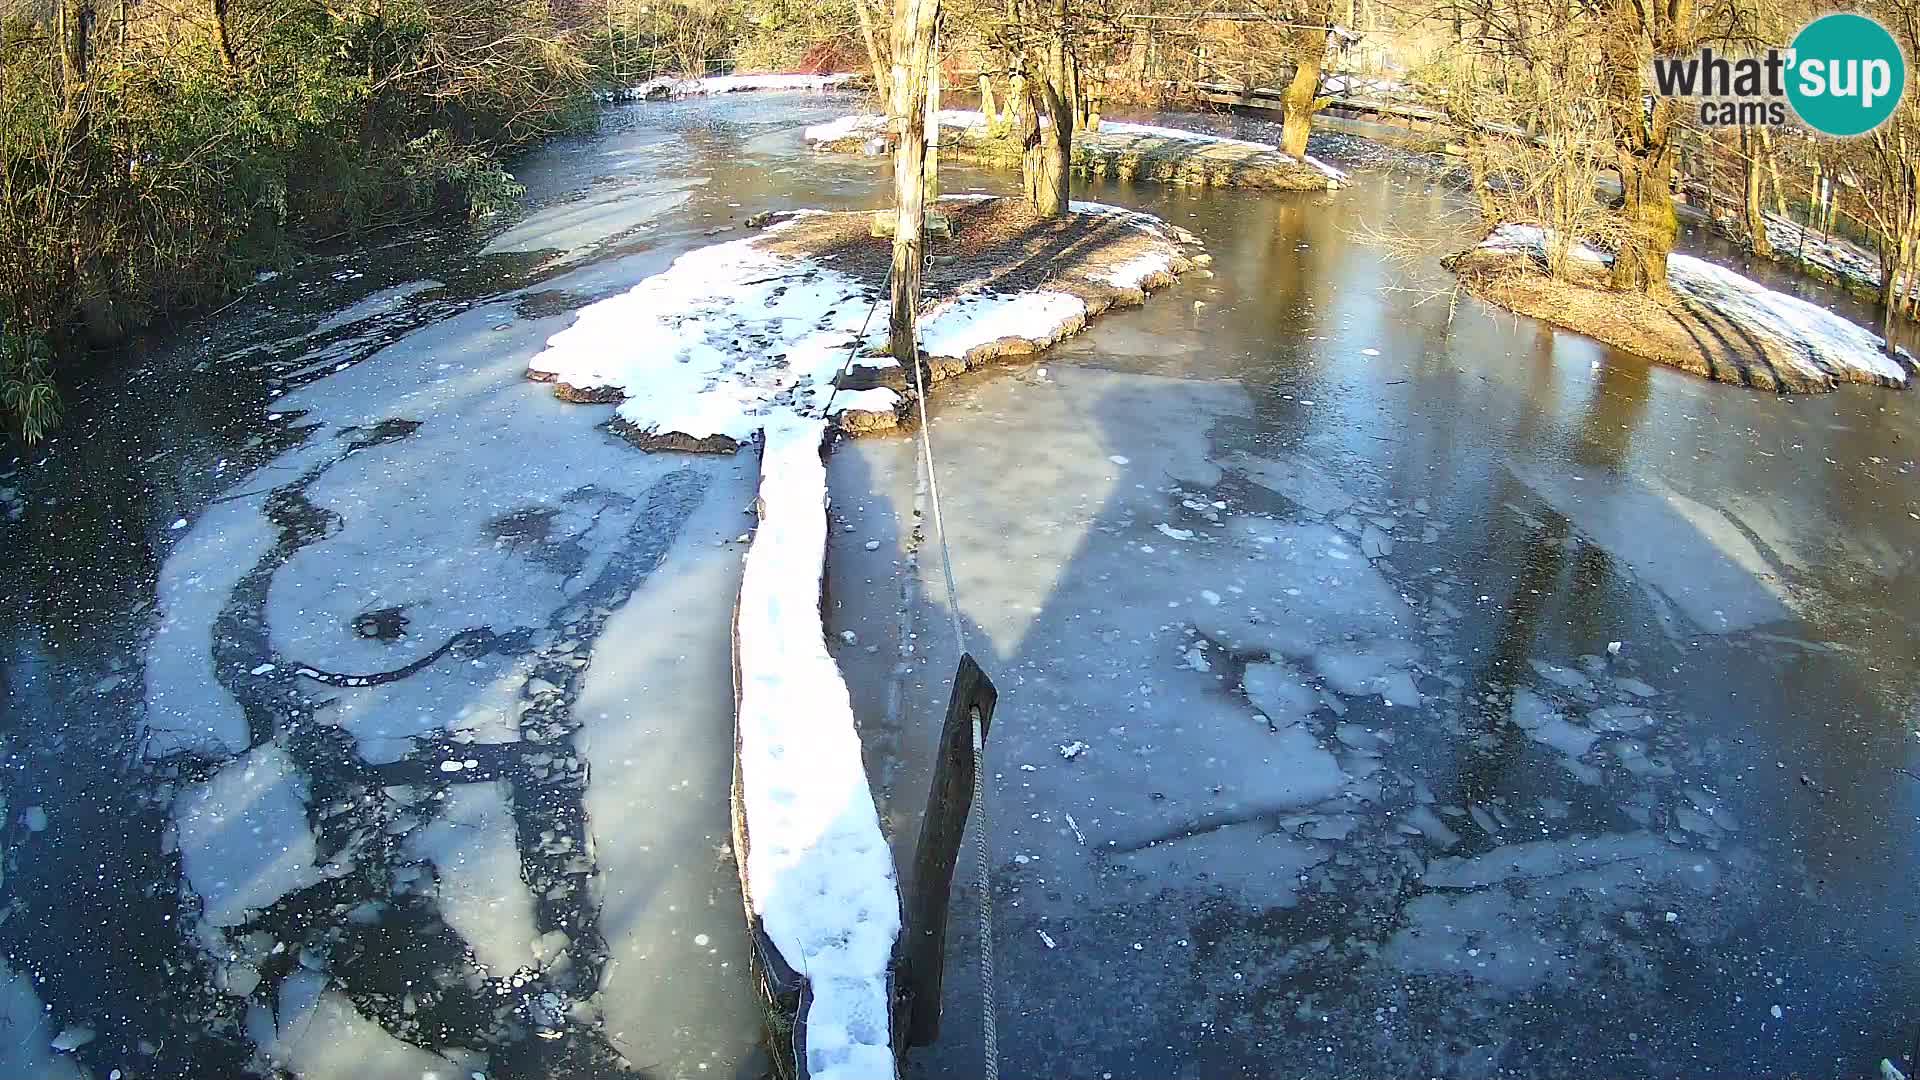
[1447,224,1914,393]
[806,110,1343,190]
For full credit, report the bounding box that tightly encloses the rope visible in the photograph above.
[969,708,997,1080]
[819,282,889,420]
[902,257,997,1080]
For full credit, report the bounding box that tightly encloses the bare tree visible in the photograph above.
[1596,0,1695,295]
[1280,0,1333,157]
[887,0,941,360]
[1015,0,1073,216]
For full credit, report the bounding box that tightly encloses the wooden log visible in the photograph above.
[902,652,998,1047]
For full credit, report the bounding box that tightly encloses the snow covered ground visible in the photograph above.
[735,418,900,1080]
[1760,213,1886,291]
[1479,223,1912,389]
[526,213,900,446]
[526,198,1200,444]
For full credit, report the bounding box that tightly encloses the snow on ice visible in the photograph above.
[248,970,486,1080]
[402,781,540,977]
[734,417,899,1080]
[527,215,897,445]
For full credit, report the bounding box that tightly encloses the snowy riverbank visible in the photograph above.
[605,72,861,101]
[1451,223,1914,393]
[527,195,1209,446]
[805,109,1345,190]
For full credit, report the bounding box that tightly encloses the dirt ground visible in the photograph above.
[1447,248,1900,394]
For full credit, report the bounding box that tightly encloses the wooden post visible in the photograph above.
[888,0,940,364]
[903,653,998,1047]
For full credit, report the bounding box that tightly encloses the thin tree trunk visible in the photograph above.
[855,0,889,101]
[888,0,940,363]
[979,73,999,132]
[1465,133,1499,223]
[1758,127,1787,216]
[1743,126,1773,258]
[605,0,618,81]
[924,32,941,203]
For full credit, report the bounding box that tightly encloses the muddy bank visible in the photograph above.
[1447,226,1914,394]
[809,113,1339,191]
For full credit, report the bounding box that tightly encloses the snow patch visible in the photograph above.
[805,112,1348,181]
[623,72,857,100]
[527,219,899,445]
[252,970,485,1080]
[918,291,1087,360]
[735,417,899,1080]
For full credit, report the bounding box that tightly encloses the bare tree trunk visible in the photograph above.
[1022,0,1072,218]
[1465,133,1499,223]
[888,0,940,363]
[57,1,93,91]
[1613,148,1678,294]
[924,33,941,203]
[979,73,999,132]
[1598,0,1685,297]
[1743,126,1773,258]
[1757,127,1787,216]
[856,0,889,101]
[605,0,618,81]
[1280,3,1330,159]
[1012,53,1038,204]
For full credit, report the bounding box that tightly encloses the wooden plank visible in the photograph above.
[902,652,998,1047]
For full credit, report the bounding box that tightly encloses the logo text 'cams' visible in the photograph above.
[1651,15,1906,136]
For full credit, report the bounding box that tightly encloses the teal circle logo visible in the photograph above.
[1787,13,1906,136]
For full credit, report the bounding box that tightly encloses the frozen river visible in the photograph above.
[0,92,1915,1080]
